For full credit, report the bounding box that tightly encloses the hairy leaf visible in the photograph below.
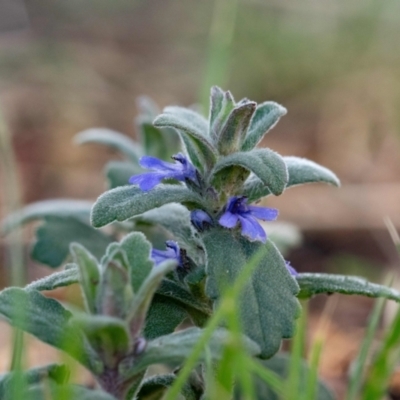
[210,89,235,142]
[126,327,260,376]
[296,273,400,301]
[209,86,225,134]
[17,383,117,400]
[202,228,300,358]
[284,157,340,188]
[32,216,112,268]
[211,149,288,196]
[217,102,256,155]
[105,160,141,189]
[119,232,153,292]
[144,295,188,340]
[241,102,287,151]
[0,288,97,369]
[237,353,334,400]
[0,364,69,398]
[25,264,79,292]
[154,107,217,172]
[91,185,206,228]
[128,261,176,339]
[71,315,130,366]
[75,128,142,163]
[1,199,92,234]
[70,244,100,314]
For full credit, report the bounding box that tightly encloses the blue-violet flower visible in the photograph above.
[190,209,213,231]
[129,153,197,191]
[151,240,182,267]
[218,196,278,243]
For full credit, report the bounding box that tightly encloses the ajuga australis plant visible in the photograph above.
[2,87,400,400]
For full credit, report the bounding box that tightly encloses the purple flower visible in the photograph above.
[285,261,298,276]
[151,240,182,266]
[129,153,197,191]
[218,196,278,243]
[190,209,213,231]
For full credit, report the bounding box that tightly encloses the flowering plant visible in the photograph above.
[1,88,400,399]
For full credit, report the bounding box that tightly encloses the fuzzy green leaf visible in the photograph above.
[135,204,201,260]
[144,295,188,340]
[210,89,236,143]
[137,121,179,161]
[137,373,199,400]
[202,228,300,358]
[75,128,142,163]
[128,260,176,339]
[156,279,211,315]
[0,364,70,397]
[25,264,79,292]
[71,315,130,367]
[16,383,117,400]
[284,157,340,188]
[154,107,217,172]
[119,232,153,292]
[241,102,287,151]
[105,160,141,189]
[217,102,256,155]
[32,216,113,268]
[238,353,334,400]
[0,288,97,369]
[296,273,400,301]
[91,185,206,228]
[209,86,225,133]
[70,244,100,314]
[1,199,92,234]
[128,327,260,376]
[212,149,288,196]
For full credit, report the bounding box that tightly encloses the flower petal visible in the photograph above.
[285,261,298,276]
[139,156,180,172]
[129,172,165,191]
[219,211,239,229]
[247,205,278,221]
[238,215,266,242]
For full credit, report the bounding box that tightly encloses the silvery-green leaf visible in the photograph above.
[236,353,334,400]
[284,157,340,187]
[105,160,141,189]
[217,102,256,155]
[74,128,142,163]
[241,102,287,151]
[120,232,153,292]
[156,279,211,316]
[0,364,69,397]
[210,90,235,142]
[25,264,79,292]
[127,327,260,376]
[97,249,134,319]
[136,95,160,119]
[71,315,130,367]
[154,107,217,171]
[0,288,98,370]
[128,260,176,339]
[1,199,92,234]
[137,121,179,161]
[70,244,100,314]
[209,86,225,132]
[135,204,201,260]
[144,295,188,340]
[137,373,200,400]
[202,227,300,358]
[211,149,288,196]
[91,185,206,228]
[32,216,113,268]
[18,383,117,400]
[296,273,400,301]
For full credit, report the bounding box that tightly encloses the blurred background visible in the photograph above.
[1,0,400,398]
